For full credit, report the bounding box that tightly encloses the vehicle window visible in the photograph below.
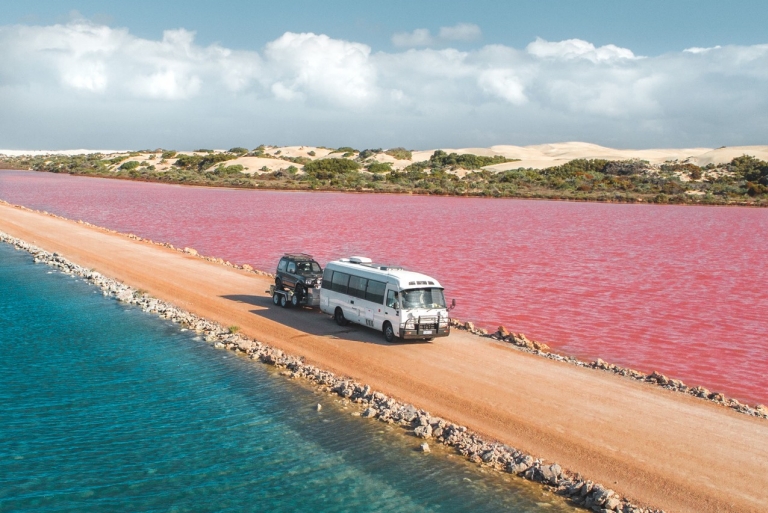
[348,275,368,299]
[296,261,313,274]
[287,262,296,273]
[311,262,322,273]
[321,268,333,289]
[401,288,446,309]
[365,280,386,304]
[386,289,399,309]
[277,259,287,272]
[331,271,350,293]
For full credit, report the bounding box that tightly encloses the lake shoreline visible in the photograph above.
[3,166,767,208]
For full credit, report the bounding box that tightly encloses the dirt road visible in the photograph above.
[2,202,766,512]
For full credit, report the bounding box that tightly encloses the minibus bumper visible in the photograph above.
[399,326,450,339]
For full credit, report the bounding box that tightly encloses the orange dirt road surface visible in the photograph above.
[2,202,767,513]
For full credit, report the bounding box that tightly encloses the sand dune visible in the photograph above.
[3,143,767,173]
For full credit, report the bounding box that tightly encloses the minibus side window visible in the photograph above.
[331,271,350,293]
[321,268,333,289]
[348,275,368,299]
[365,280,386,304]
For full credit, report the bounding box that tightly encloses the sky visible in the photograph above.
[1,0,767,150]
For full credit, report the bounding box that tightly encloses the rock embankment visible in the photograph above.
[2,230,667,513]
[450,320,768,421]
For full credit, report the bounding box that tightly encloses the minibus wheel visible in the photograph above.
[383,322,395,343]
[334,307,348,326]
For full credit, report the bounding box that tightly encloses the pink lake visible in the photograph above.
[2,170,767,404]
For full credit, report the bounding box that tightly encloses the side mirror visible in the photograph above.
[449,298,456,311]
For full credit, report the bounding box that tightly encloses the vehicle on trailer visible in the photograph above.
[275,253,323,298]
[271,253,323,308]
[319,256,454,343]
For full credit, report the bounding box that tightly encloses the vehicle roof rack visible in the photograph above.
[283,253,315,260]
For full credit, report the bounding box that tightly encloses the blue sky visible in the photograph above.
[1,1,767,150]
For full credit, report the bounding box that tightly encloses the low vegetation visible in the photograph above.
[385,147,412,160]
[2,150,766,206]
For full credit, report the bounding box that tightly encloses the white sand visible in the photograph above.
[4,143,768,172]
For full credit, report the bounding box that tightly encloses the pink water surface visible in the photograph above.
[2,170,767,404]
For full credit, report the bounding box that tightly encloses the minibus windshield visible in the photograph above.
[401,288,446,309]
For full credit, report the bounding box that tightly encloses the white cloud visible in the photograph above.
[478,69,527,105]
[527,37,636,62]
[439,23,481,42]
[0,22,767,149]
[684,46,721,54]
[264,32,377,107]
[392,23,482,48]
[391,28,433,48]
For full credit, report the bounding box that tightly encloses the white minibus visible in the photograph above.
[319,256,452,342]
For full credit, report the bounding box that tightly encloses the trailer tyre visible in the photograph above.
[383,322,395,343]
[272,292,280,305]
[334,307,348,326]
[280,294,289,308]
[291,294,300,307]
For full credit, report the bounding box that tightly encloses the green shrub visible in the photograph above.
[603,160,650,176]
[359,148,382,160]
[119,160,141,171]
[174,153,235,171]
[194,149,214,153]
[428,150,509,170]
[213,164,244,175]
[331,146,358,154]
[229,147,248,155]
[367,161,392,174]
[385,147,412,160]
[730,155,768,185]
[303,158,361,179]
[307,150,316,156]
[161,150,177,159]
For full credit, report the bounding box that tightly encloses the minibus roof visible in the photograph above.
[326,259,443,289]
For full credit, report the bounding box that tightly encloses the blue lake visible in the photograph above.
[0,242,570,512]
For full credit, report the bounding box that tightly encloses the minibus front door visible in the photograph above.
[383,288,401,333]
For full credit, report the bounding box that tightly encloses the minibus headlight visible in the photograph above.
[404,319,415,329]
[439,318,448,327]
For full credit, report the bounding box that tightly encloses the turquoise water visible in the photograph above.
[0,244,570,513]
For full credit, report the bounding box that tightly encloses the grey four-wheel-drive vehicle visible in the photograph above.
[274,254,323,305]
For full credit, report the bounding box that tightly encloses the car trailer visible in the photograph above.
[268,284,321,308]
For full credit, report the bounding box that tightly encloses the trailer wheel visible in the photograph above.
[383,322,395,343]
[280,294,289,308]
[272,292,280,305]
[291,294,300,307]
[334,307,348,326]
